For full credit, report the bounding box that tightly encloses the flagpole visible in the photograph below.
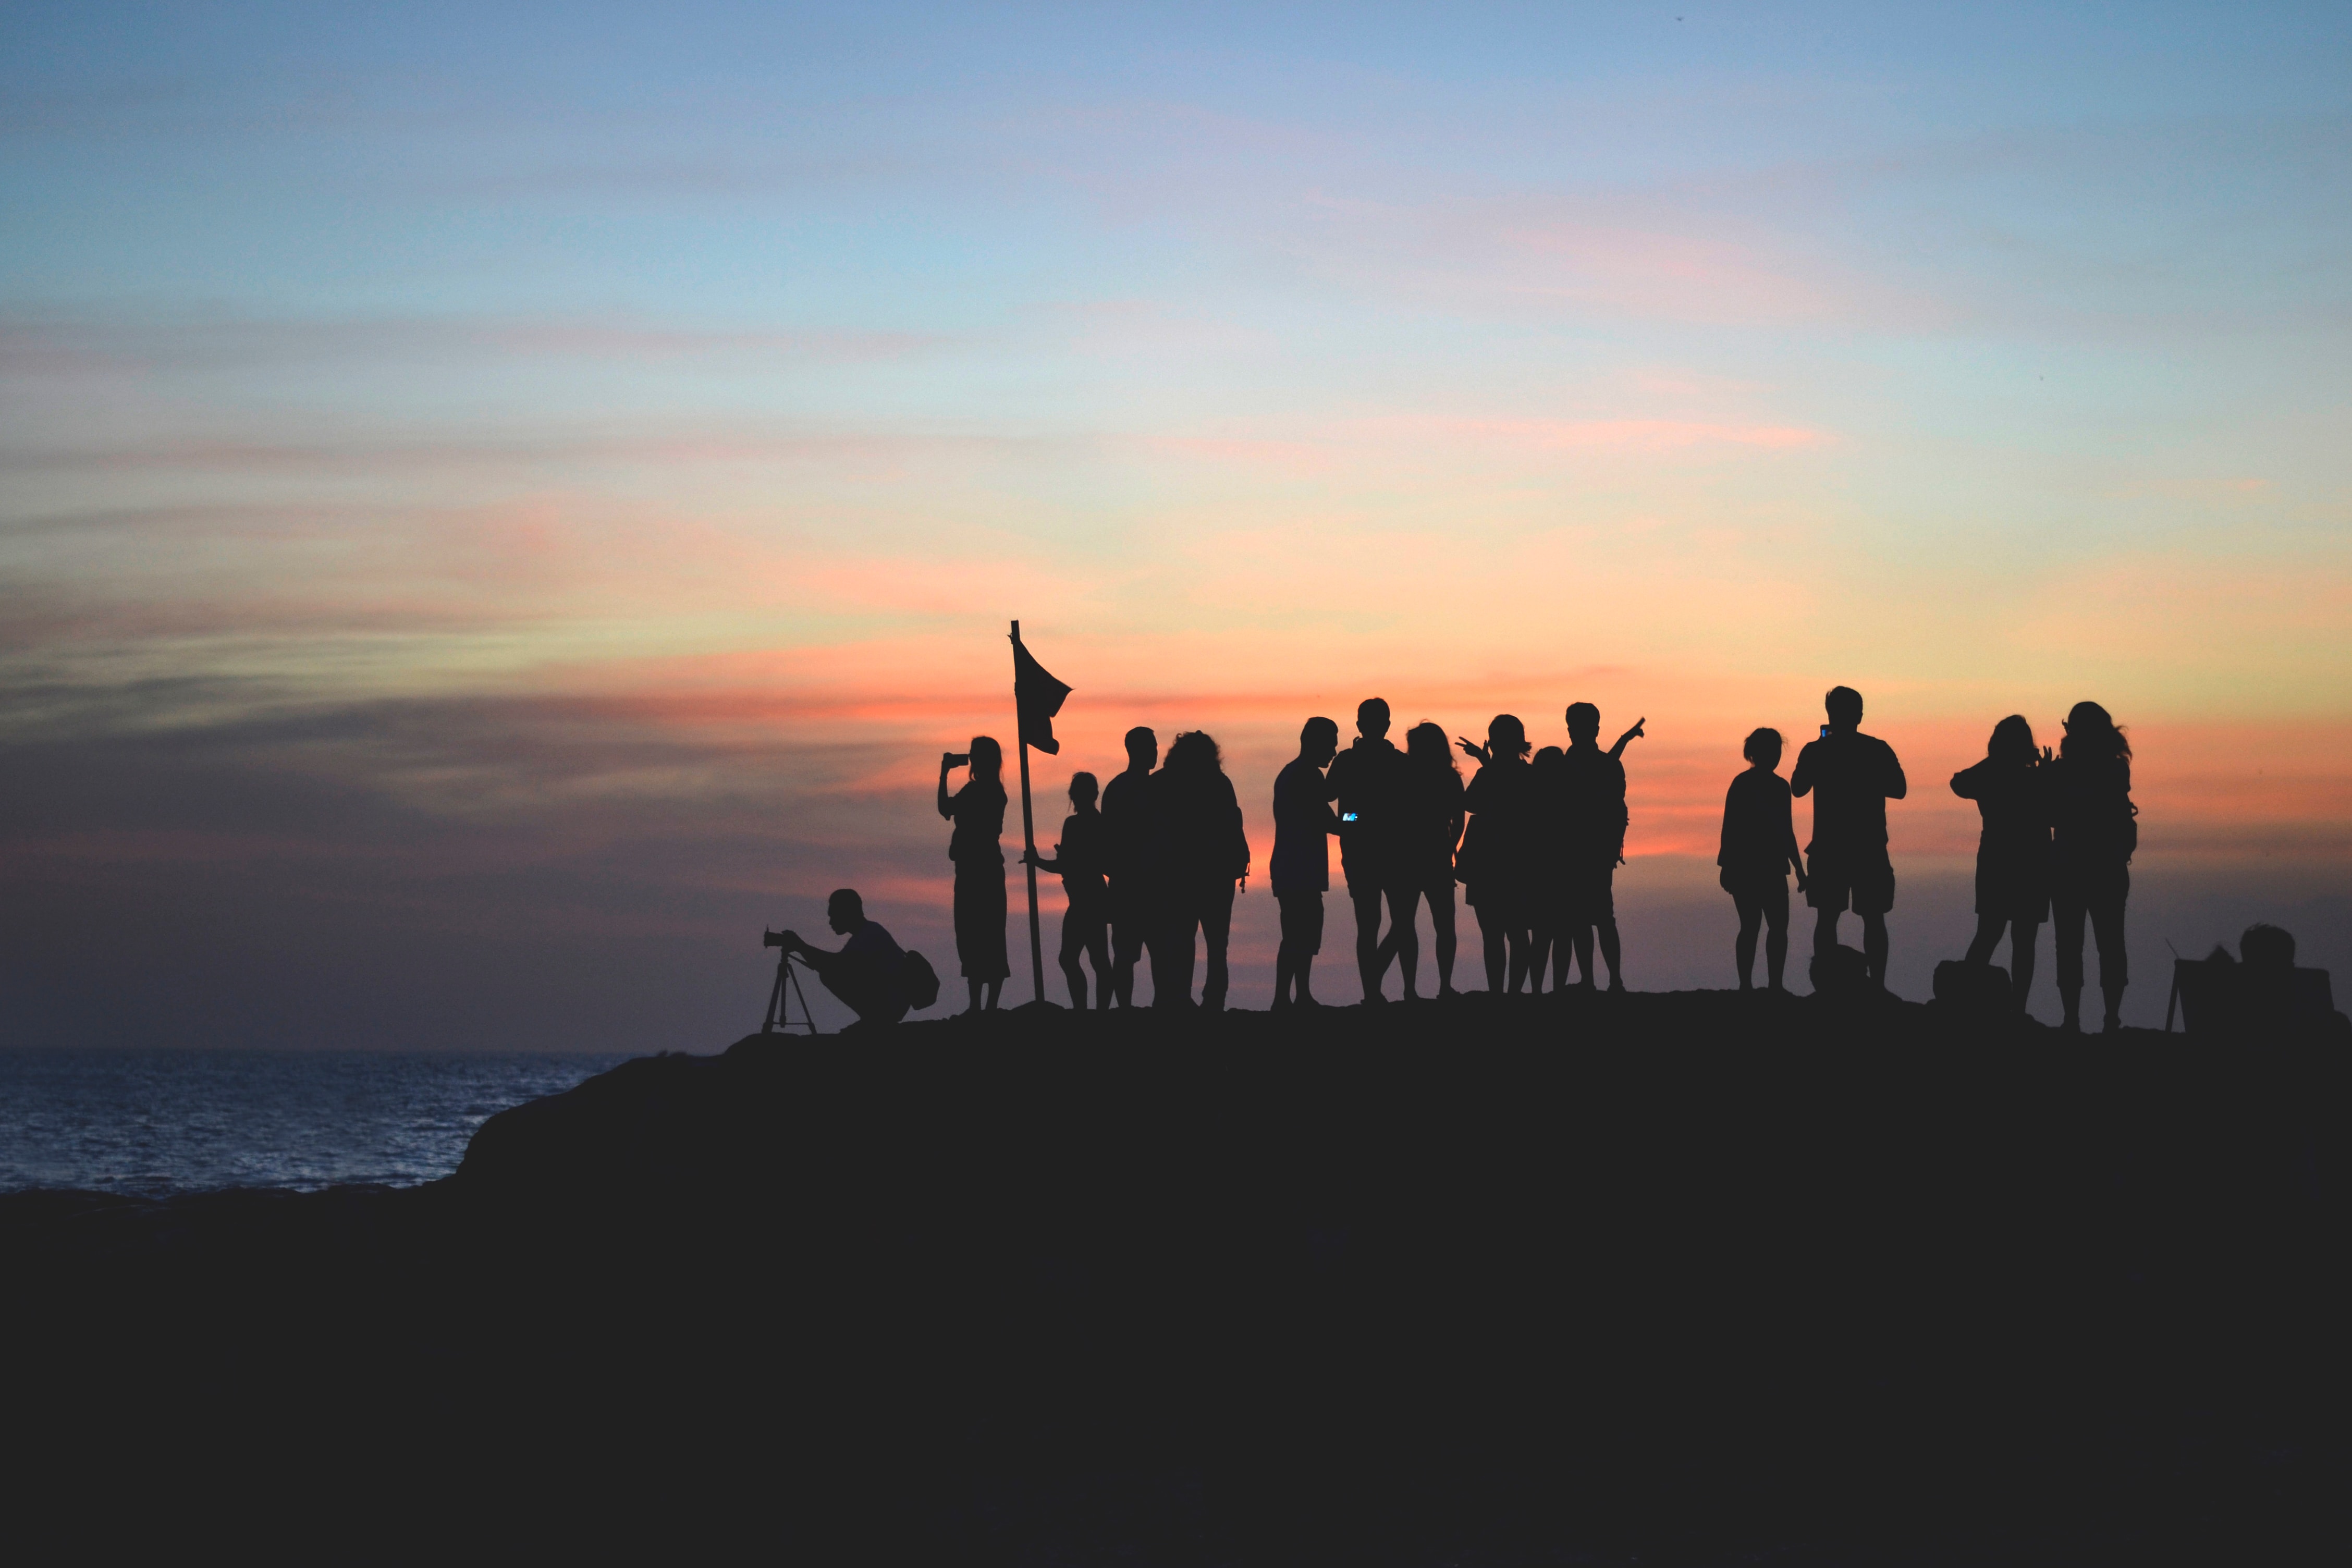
[1011,619,1048,1004]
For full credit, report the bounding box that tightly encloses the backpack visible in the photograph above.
[1809,943,1872,997]
[900,950,941,1011]
[1932,959,2012,1019]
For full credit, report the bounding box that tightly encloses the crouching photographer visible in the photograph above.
[768,889,935,1029]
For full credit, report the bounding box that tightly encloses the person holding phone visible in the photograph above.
[1791,687,1907,988]
[1270,717,1342,1007]
[938,736,1009,1013]
[1325,697,1410,1003]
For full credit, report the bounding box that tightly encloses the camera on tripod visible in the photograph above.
[759,928,816,1034]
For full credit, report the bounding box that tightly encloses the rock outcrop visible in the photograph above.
[8,991,2348,1558]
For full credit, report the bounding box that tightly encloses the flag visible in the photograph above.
[1012,633,1071,755]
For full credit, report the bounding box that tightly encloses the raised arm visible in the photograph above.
[937,752,958,819]
[1789,744,1816,799]
[1949,760,1983,801]
[1608,717,1646,760]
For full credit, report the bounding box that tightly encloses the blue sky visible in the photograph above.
[4,3,2347,1038]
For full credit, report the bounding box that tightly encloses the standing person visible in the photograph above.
[1326,697,1410,1003]
[1718,728,1807,992]
[1525,745,1567,992]
[1101,727,1160,1008]
[1154,731,1251,1010]
[2048,701,2136,1032]
[1376,721,1465,998]
[938,736,1010,1013]
[1021,773,1112,1010]
[1557,704,1641,991]
[1950,716,2050,1013]
[1791,687,1907,988]
[1270,717,1341,1009]
[1457,714,1537,994]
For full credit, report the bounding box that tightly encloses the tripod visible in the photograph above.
[762,946,818,1035]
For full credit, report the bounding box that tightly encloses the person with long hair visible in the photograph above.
[1718,728,1806,991]
[938,736,1009,1012]
[1153,730,1251,1010]
[1021,771,1112,1010]
[1457,714,1537,994]
[1376,720,1466,998]
[2049,701,2136,1031]
[1950,715,2050,1012]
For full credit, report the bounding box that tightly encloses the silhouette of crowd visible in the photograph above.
[807,687,2166,1031]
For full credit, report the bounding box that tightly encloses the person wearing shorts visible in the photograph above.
[1791,687,1908,988]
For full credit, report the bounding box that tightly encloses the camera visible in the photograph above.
[945,751,971,767]
[1820,725,1832,740]
[763,928,794,950]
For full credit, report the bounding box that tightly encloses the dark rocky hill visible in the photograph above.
[7,991,2348,1560]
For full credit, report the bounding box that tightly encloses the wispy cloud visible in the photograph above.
[0,314,952,375]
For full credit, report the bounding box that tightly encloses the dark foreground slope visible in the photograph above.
[7,991,2350,1561]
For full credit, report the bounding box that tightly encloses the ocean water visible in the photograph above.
[0,1049,633,1194]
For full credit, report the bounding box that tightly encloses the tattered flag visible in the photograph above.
[1013,633,1071,755]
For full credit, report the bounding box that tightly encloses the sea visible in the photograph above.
[0,1049,634,1194]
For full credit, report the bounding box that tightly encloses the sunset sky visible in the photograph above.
[6,3,2347,1042]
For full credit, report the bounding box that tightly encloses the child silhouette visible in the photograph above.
[1718,728,1806,991]
[1022,773,1111,1010]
